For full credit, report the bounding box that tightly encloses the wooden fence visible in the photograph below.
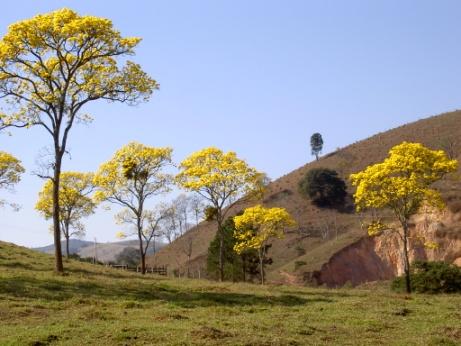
[107,264,167,276]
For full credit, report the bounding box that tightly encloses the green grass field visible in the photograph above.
[0,241,460,346]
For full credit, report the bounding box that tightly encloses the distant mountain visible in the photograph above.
[32,239,165,264]
[33,239,93,255]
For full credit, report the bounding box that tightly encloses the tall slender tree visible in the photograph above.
[0,8,157,272]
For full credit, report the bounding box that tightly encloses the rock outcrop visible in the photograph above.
[307,210,461,287]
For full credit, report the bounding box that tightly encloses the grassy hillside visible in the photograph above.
[1,241,461,345]
[147,110,461,282]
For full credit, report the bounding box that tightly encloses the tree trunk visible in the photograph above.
[52,150,64,273]
[242,254,246,282]
[141,252,146,275]
[138,232,146,275]
[217,216,224,282]
[63,221,70,258]
[65,235,70,258]
[136,204,146,274]
[187,255,191,278]
[259,247,265,285]
[402,220,412,294]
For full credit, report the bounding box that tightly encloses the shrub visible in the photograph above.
[204,206,218,221]
[298,168,347,208]
[392,261,461,293]
[115,247,141,267]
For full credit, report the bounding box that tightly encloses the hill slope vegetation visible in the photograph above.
[147,111,461,284]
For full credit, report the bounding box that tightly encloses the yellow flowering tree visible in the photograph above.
[35,172,96,258]
[94,142,172,274]
[233,205,296,284]
[0,8,158,272]
[0,151,24,207]
[176,147,264,281]
[350,142,458,293]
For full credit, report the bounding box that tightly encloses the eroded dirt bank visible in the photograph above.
[307,211,461,287]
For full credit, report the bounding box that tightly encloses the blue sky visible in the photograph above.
[1,1,461,247]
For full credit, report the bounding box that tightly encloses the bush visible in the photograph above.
[392,261,461,293]
[298,168,347,208]
[115,247,141,267]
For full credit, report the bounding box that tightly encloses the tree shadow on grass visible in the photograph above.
[0,275,333,308]
[0,261,53,272]
[66,267,154,280]
[275,289,366,299]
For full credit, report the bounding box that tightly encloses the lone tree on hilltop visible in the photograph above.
[298,168,347,208]
[0,8,157,272]
[36,171,96,258]
[350,142,458,293]
[176,147,264,282]
[310,133,323,161]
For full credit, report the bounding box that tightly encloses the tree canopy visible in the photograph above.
[176,147,263,207]
[0,151,24,207]
[350,142,457,217]
[298,168,347,208]
[0,151,24,191]
[0,8,157,130]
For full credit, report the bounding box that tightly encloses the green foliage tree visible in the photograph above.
[207,216,260,282]
[0,8,157,272]
[298,168,347,208]
[310,133,323,161]
[350,142,458,293]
